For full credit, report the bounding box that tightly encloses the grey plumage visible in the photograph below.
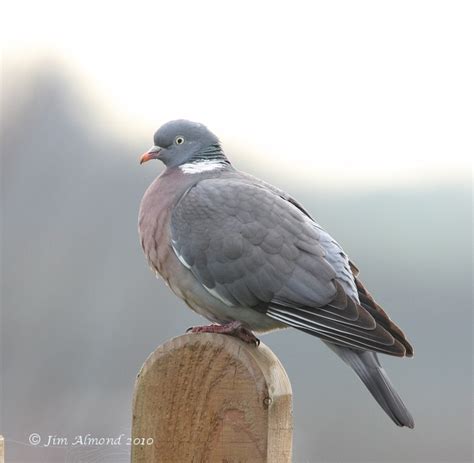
[326,343,414,428]
[139,119,415,428]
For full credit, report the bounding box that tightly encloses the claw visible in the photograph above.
[186,321,260,346]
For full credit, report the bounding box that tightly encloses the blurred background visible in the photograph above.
[1,1,472,462]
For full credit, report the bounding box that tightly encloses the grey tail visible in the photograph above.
[325,342,415,428]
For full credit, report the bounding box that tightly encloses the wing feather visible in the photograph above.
[171,177,411,357]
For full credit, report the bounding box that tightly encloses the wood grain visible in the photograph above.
[131,333,292,463]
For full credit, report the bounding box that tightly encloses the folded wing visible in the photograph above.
[171,178,411,357]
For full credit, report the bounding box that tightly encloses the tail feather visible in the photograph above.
[326,342,415,428]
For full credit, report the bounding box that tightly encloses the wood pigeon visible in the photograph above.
[138,119,414,428]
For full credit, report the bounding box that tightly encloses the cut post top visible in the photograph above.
[131,333,293,463]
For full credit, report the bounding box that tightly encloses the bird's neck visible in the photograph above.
[179,143,231,174]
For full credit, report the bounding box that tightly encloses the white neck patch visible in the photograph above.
[179,159,227,174]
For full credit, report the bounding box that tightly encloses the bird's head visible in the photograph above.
[139,120,226,168]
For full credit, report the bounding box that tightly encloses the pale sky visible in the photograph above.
[2,0,472,188]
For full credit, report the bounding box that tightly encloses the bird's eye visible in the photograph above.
[175,136,185,145]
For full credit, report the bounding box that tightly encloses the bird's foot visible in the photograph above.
[186,321,260,346]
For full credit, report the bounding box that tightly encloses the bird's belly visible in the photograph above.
[160,252,285,333]
[139,192,284,333]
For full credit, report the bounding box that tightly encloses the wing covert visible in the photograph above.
[170,177,408,357]
[171,179,337,309]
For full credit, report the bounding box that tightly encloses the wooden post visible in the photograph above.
[131,333,293,463]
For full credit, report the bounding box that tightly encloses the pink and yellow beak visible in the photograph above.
[139,145,162,164]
